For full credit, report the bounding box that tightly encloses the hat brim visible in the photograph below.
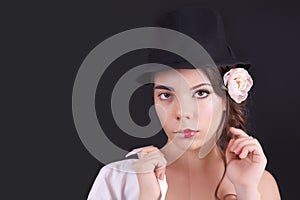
[135,59,251,84]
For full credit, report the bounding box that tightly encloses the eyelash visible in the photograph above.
[194,90,210,98]
[158,93,171,100]
[158,90,210,100]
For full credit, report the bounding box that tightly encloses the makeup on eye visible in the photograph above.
[156,89,211,100]
[193,89,210,98]
[157,92,171,100]
[154,83,213,101]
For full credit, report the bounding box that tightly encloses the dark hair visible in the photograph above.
[201,65,249,199]
[150,65,249,199]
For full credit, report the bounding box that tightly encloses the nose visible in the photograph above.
[175,96,196,120]
[176,112,191,120]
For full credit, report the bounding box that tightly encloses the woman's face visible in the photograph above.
[153,69,225,151]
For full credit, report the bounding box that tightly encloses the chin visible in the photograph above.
[170,137,203,152]
[186,142,203,152]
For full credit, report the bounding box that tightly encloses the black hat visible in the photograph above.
[147,6,250,71]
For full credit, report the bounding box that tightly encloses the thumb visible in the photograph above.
[155,167,166,180]
[154,153,167,180]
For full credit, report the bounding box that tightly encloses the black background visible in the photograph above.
[3,0,300,199]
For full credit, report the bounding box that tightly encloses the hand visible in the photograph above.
[133,146,167,180]
[132,146,167,200]
[225,127,267,190]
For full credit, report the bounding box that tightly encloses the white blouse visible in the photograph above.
[87,159,168,200]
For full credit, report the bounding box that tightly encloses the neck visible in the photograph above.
[161,143,224,173]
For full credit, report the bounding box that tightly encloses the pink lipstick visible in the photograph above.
[176,129,199,138]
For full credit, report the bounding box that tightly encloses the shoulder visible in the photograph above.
[87,159,140,200]
[96,158,140,183]
[100,158,138,174]
[258,170,281,199]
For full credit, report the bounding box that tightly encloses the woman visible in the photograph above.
[87,6,281,200]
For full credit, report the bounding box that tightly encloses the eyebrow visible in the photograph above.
[154,83,212,91]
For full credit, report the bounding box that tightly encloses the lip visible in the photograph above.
[175,129,199,138]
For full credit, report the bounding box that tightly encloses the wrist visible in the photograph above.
[235,185,261,200]
[137,173,161,200]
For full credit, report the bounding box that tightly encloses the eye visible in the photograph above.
[158,93,171,100]
[193,90,210,99]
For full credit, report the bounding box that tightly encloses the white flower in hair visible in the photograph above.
[223,68,253,103]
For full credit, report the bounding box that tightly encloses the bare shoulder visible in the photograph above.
[258,170,281,200]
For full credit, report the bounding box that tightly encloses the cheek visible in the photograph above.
[154,103,168,125]
[195,100,223,127]
[196,101,214,118]
[200,99,225,133]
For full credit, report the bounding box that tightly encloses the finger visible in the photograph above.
[135,152,166,174]
[146,151,167,168]
[155,167,166,180]
[238,144,266,163]
[225,138,236,164]
[230,137,255,154]
[159,172,165,180]
[233,138,263,156]
[125,145,154,157]
[139,147,160,158]
[139,151,167,170]
[229,127,249,138]
[139,150,163,162]
[141,146,159,153]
